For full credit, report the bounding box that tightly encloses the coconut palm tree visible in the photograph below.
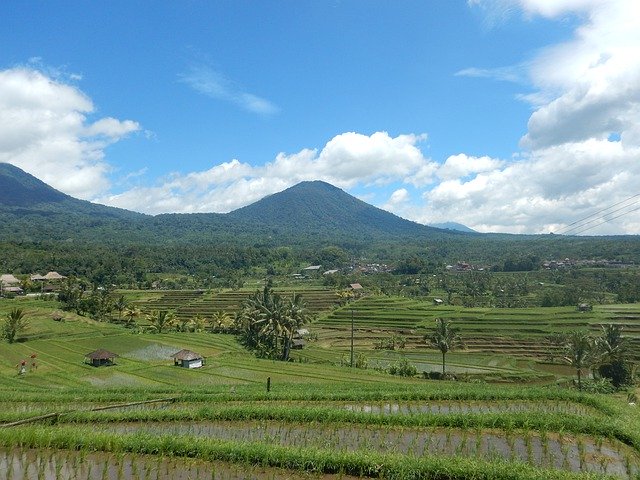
[2,308,29,343]
[426,318,462,376]
[210,311,231,332]
[113,295,130,321]
[238,287,311,361]
[123,306,141,328]
[563,331,598,390]
[281,293,312,361]
[596,324,633,388]
[146,310,175,334]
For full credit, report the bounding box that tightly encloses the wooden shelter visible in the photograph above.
[84,349,119,367]
[171,349,204,369]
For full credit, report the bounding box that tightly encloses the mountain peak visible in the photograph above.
[229,180,443,239]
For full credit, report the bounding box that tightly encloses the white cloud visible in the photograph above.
[405,139,640,234]
[0,67,140,199]
[455,66,524,83]
[179,64,279,115]
[424,0,640,233]
[97,131,437,214]
[467,0,640,151]
[382,188,410,211]
[437,154,505,181]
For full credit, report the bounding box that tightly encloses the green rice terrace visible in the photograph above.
[2,292,640,479]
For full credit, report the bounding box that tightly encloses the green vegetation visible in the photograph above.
[2,308,28,343]
[236,286,312,361]
[427,318,462,376]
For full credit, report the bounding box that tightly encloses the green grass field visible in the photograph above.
[2,293,640,478]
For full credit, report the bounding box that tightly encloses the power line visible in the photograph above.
[569,204,640,235]
[555,193,640,235]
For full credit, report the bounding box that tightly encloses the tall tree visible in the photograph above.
[238,287,311,361]
[113,295,130,321]
[563,331,597,391]
[597,324,633,388]
[281,293,312,361]
[2,308,29,344]
[123,306,141,328]
[426,318,462,376]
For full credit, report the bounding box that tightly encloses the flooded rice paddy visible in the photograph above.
[105,420,639,478]
[0,448,357,480]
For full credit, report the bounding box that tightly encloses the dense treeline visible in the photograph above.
[2,234,640,291]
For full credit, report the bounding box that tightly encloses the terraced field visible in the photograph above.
[1,384,640,479]
[316,297,640,362]
[2,295,640,478]
[131,288,340,322]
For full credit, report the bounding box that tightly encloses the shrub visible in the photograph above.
[388,358,417,377]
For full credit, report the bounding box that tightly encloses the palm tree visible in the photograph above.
[563,331,597,390]
[113,295,130,321]
[597,324,633,388]
[123,306,141,328]
[146,310,175,334]
[210,311,231,332]
[238,287,311,361]
[192,315,207,333]
[426,318,462,376]
[598,324,627,362]
[2,308,29,343]
[281,293,312,361]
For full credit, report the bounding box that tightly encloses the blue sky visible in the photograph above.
[1,0,639,234]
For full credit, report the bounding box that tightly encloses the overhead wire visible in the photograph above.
[555,193,640,235]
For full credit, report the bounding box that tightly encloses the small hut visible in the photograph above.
[171,349,204,369]
[577,303,593,312]
[85,349,119,367]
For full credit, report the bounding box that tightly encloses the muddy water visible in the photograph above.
[0,448,356,480]
[106,421,640,478]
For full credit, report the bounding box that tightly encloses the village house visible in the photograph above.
[0,274,23,295]
[171,349,204,368]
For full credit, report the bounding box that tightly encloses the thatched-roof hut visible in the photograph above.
[85,349,119,367]
[171,349,204,369]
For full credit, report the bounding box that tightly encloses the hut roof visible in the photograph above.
[1,274,20,285]
[44,271,66,280]
[171,349,202,361]
[85,349,119,360]
[349,283,363,290]
[30,274,47,281]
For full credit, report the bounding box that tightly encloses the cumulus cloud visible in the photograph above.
[179,64,279,115]
[406,139,640,234]
[423,0,640,233]
[0,67,140,199]
[437,154,505,181]
[382,188,410,211]
[97,131,437,214]
[521,0,640,149]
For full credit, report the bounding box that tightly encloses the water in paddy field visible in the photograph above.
[0,448,358,480]
[105,421,640,478]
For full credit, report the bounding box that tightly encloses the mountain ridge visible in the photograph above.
[0,163,456,245]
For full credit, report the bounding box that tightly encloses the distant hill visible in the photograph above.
[0,163,147,243]
[0,164,454,245]
[228,181,447,241]
[0,163,143,219]
[429,222,477,233]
